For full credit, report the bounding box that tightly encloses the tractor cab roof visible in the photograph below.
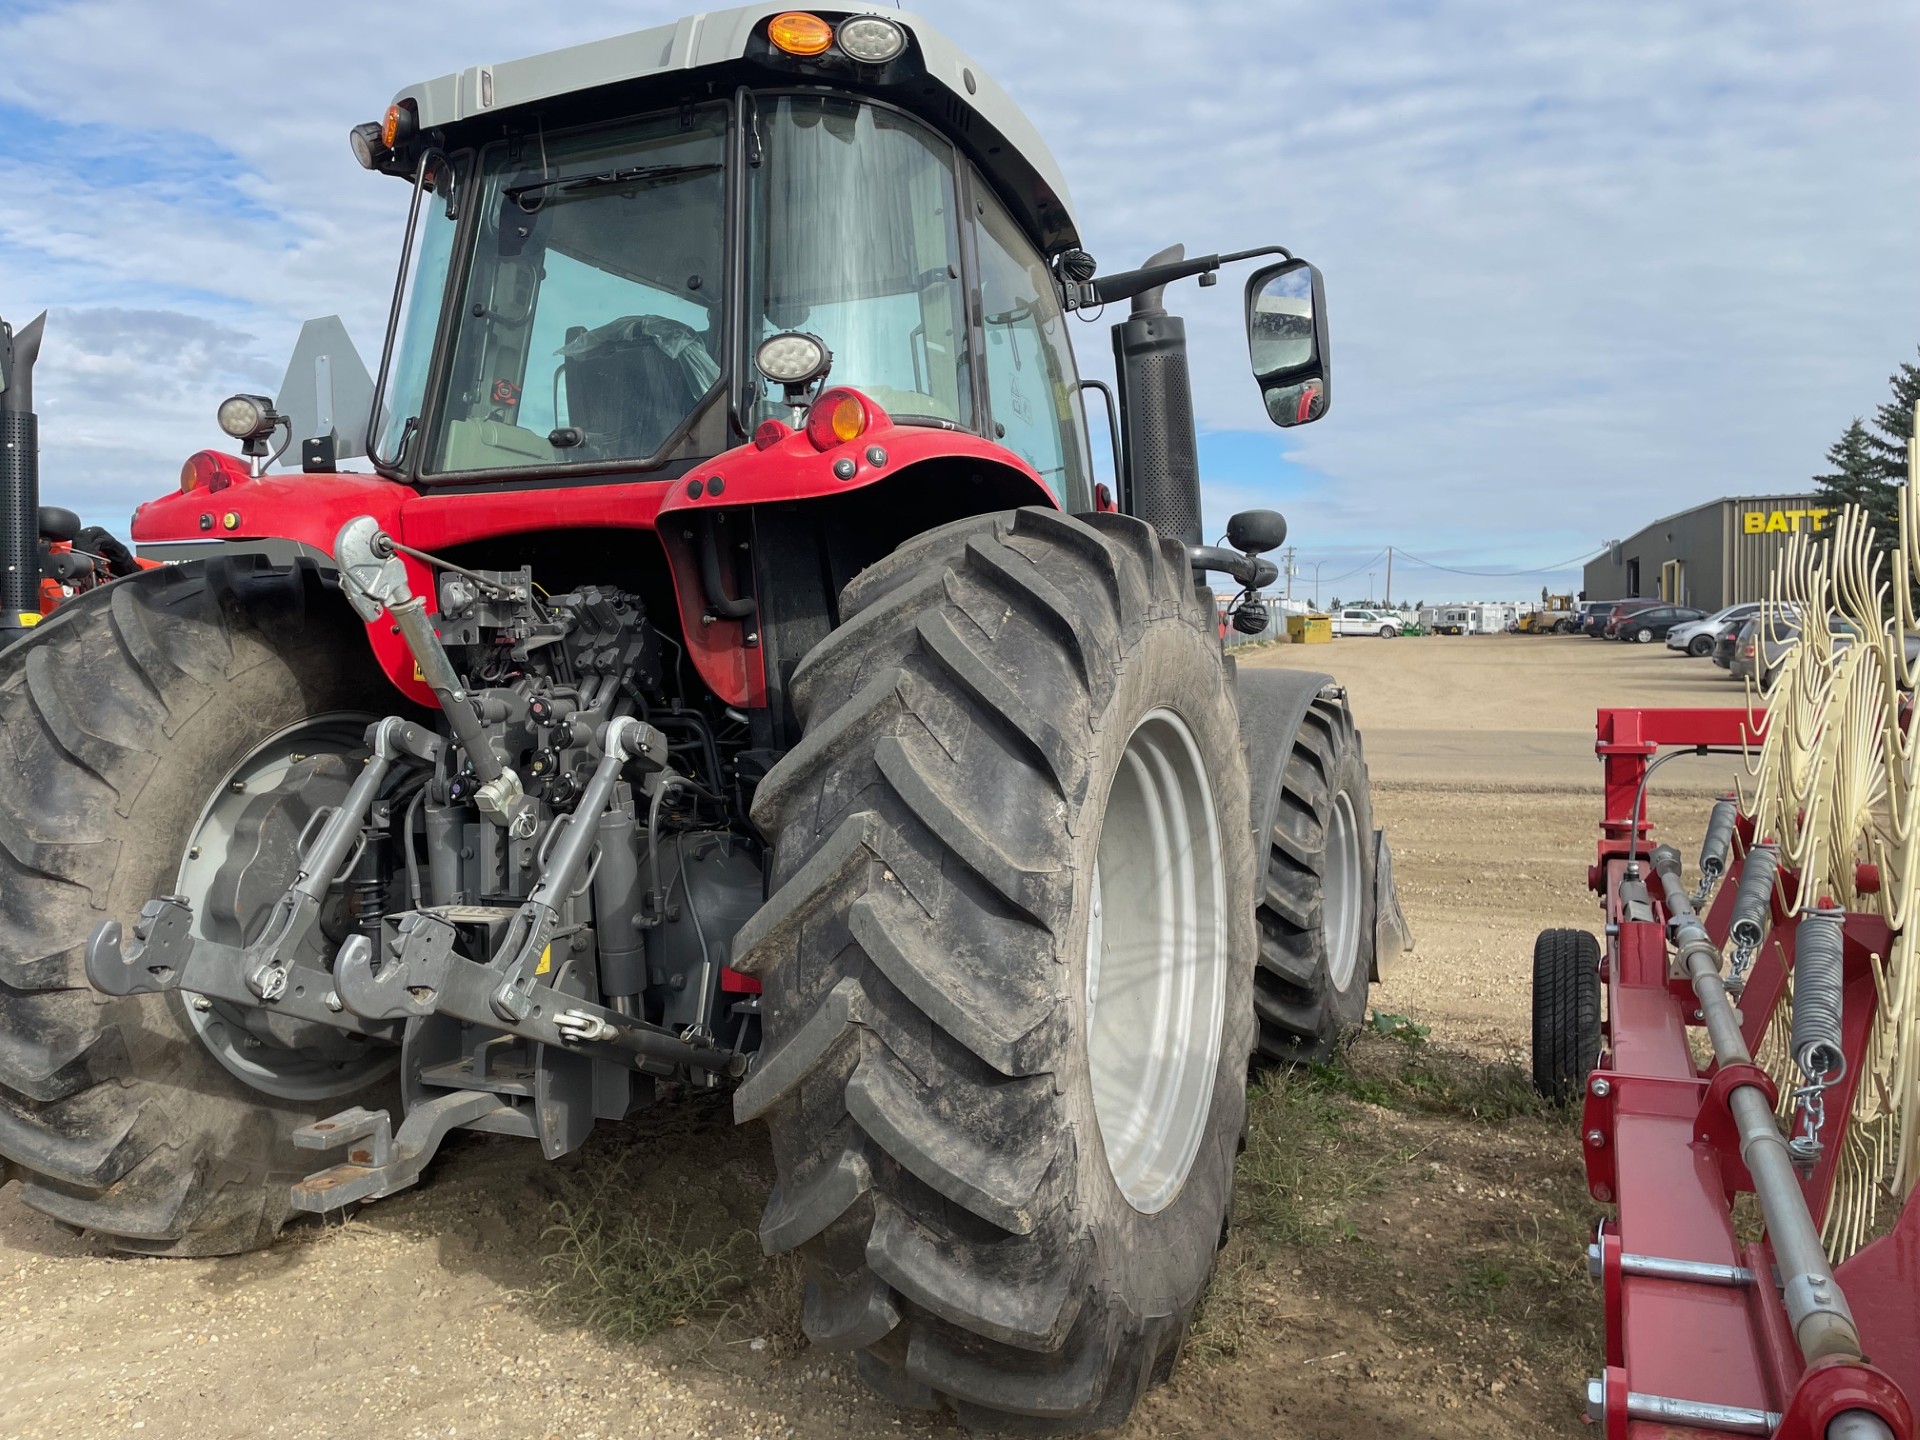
[387,3,1080,253]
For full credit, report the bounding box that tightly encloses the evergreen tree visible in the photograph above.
[1815,417,1898,545]
[1865,347,1920,488]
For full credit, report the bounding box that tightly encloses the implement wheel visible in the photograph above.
[0,563,402,1254]
[1530,928,1601,1103]
[735,509,1255,1431]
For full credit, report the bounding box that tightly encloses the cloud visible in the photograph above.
[2,0,1917,602]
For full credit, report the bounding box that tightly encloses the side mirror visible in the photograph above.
[1226,508,1287,554]
[1244,259,1329,427]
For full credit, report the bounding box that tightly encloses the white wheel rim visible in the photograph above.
[1324,790,1364,991]
[176,713,401,1102]
[1085,709,1227,1214]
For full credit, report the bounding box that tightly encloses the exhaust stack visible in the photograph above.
[0,310,47,632]
[1111,246,1202,548]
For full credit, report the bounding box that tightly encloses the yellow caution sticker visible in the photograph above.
[15,612,39,628]
[535,944,552,976]
[413,660,425,682]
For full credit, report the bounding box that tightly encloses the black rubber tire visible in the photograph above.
[1633,627,1655,644]
[1687,634,1713,657]
[733,508,1256,1432]
[1530,929,1602,1103]
[0,561,400,1254]
[1251,699,1378,1064]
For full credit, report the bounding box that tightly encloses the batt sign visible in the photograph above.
[1743,508,1831,535]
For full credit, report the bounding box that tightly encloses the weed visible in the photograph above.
[1449,1259,1512,1316]
[535,1179,757,1343]
[1369,1010,1432,1050]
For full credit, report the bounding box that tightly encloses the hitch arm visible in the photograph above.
[486,715,664,1023]
[84,899,400,1040]
[240,715,439,1003]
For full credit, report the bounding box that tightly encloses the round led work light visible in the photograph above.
[755,332,831,388]
[216,394,278,442]
[837,16,906,63]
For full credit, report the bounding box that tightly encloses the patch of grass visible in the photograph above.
[1185,1240,1267,1365]
[1236,1068,1424,1247]
[1396,1056,1548,1121]
[535,1176,757,1342]
[1448,1258,1512,1317]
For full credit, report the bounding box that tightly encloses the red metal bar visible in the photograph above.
[1581,708,1915,1439]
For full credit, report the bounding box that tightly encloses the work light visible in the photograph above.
[837,16,906,62]
[755,332,831,388]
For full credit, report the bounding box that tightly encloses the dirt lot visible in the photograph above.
[0,633,1760,1440]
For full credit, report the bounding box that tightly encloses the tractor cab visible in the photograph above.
[361,6,1098,507]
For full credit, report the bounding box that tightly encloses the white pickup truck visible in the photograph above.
[1330,607,1402,638]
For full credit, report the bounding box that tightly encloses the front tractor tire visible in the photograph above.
[735,509,1256,1431]
[1247,693,1378,1064]
[0,564,400,1254]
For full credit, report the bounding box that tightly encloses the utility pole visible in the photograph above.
[1384,546,1393,609]
[1283,545,1296,601]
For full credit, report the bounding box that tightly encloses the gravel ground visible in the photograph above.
[0,631,1752,1439]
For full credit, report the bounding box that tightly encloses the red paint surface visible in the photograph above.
[130,413,1055,707]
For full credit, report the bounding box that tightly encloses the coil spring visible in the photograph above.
[1699,798,1738,884]
[1728,842,1781,951]
[348,830,392,941]
[1791,906,1847,1079]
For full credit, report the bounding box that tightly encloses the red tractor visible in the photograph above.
[0,7,1401,1428]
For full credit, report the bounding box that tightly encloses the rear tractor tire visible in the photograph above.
[0,564,404,1254]
[1530,929,1601,1103]
[735,509,1256,1431]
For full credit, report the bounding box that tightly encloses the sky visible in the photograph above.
[3,0,1918,604]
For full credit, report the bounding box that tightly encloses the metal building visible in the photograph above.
[1582,494,1835,609]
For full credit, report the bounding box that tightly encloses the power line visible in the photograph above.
[1387,545,1606,578]
[1319,549,1388,585]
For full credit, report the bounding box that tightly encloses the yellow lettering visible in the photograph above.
[1784,508,1806,531]
[1767,512,1789,533]
[1745,513,1766,534]
[1808,507,1831,532]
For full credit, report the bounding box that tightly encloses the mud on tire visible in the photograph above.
[0,562,398,1255]
[734,508,1257,1430]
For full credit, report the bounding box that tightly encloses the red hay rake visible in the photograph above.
[1575,707,1917,1439]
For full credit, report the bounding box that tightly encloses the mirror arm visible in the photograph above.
[1189,545,1278,590]
[1069,245,1293,310]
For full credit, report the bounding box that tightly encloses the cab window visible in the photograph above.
[428,105,728,474]
[972,185,1091,509]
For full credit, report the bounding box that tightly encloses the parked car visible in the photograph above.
[1615,605,1706,644]
[1667,602,1761,658]
[1563,600,1610,635]
[1331,607,1400,638]
[1595,598,1664,638]
[1729,613,1870,686]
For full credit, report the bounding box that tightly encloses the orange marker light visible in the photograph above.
[768,11,834,56]
[829,394,866,441]
[381,101,416,149]
[805,388,870,450]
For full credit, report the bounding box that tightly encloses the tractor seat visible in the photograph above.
[38,506,81,542]
[560,315,718,460]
